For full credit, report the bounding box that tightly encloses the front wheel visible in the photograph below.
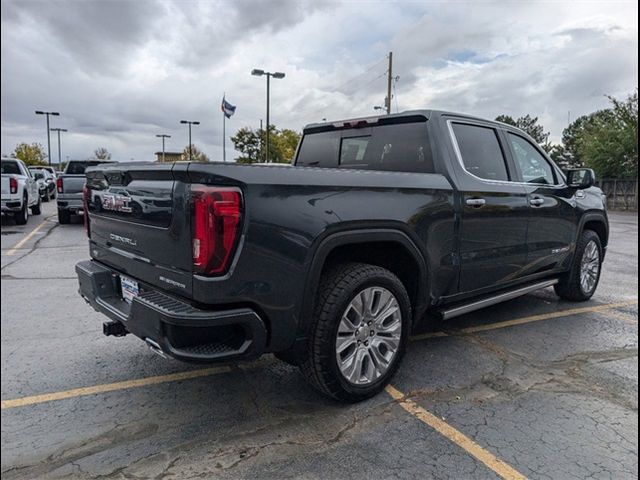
[555,230,603,301]
[299,262,411,402]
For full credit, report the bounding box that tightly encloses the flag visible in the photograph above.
[221,97,236,119]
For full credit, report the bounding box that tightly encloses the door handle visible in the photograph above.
[529,197,545,207]
[465,198,486,207]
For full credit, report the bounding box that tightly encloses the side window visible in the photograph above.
[296,131,340,167]
[507,133,556,185]
[452,123,509,181]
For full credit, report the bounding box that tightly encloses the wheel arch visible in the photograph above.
[297,228,429,339]
[579,211,609,255]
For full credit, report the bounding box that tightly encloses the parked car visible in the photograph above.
[1,158,42,224]
[29,168,57,202]
[76,110,608,402]
[56,159,115,224]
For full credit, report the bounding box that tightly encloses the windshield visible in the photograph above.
[1,160,21,175]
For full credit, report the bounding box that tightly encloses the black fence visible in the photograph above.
[595,179,638,211]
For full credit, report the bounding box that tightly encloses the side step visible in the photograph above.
[439,279,559,321]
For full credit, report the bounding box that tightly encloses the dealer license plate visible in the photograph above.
[120,275,139,303]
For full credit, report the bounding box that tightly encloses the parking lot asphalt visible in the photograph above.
[1,202,638,480]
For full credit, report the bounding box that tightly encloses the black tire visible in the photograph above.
[15,195,29,225]
[554,230,603,302]
[31,197,42,215]
[42,193,49,203]
[58,209,71,224]
[299,262,411,402]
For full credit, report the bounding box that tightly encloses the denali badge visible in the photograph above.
[102,193,132,213]
[109,233,137,247]
[159,276,186,289]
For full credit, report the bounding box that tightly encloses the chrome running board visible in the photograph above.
[440,279,559,320]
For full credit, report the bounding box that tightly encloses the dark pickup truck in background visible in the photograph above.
[76,110,608,401]
[57,160,115,223]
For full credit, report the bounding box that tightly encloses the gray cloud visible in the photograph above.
[1,0,637,162]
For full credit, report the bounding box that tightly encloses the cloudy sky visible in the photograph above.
[1,0,637,163]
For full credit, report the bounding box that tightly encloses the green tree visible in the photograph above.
[94,147,112,160]
[181,144,210,162]
[11,142,47,166]
[575,91,638,178]
[231,125,301,164]
[495,114,552,151]
[231,127,262,163]
[561,109,614,169]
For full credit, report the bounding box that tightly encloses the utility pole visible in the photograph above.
[386,52,393,115]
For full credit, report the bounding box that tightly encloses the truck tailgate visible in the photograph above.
[86,162,194,298]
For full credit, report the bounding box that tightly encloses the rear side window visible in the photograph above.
[1,161,20,175]
[297,121,434,173]
[452,123,509,181]
[66,162,88,174]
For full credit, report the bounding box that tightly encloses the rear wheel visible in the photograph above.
[15,195,28,225]
[299,262,411,402]
[58,209,71,224]
[555,230,603,301]
[31,197,42,215]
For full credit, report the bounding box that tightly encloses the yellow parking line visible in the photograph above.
[2,301,637,410]
[1,365,232,410]
[5,219,48,256]
[385,385,527,480]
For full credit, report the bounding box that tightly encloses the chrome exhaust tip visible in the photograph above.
[145,338,168,359]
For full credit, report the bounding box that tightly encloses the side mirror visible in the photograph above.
[566,168,595,189]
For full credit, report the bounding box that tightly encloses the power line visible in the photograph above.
[334,56,387,93]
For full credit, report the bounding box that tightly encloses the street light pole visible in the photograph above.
[156,134,171,162]
[35,110,60,166]
[50,128,67,168]
[179,120,200,161]
[251,69,285,163]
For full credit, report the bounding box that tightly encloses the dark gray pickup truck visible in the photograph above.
[76,110,608,401]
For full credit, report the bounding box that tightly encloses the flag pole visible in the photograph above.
[222,93,226,162]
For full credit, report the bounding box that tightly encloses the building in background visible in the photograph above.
[155,151,182,162]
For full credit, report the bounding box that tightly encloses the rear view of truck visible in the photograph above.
[76,161,266,363]
[57,160,115,223]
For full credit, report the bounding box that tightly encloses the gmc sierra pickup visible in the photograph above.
[57,160,115,224]
[76,110,608,402]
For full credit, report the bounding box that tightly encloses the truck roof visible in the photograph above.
[303,109,507,133]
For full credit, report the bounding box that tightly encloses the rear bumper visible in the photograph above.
[1,200,22,213]
[75,260,267,363]
[57,195,83,212]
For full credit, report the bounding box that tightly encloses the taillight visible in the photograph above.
[9,177,17,194]
[82,185,90,238]
[56,177,63,193]
[191,185,242,275]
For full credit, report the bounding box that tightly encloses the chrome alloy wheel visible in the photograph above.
[580,240,600,294]
[335,286,402,385]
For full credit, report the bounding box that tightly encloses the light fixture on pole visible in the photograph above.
[179,120,200,161]
[156,134,171,162]
[251,68,285,163]
[50,128,67,169]
[35,110,60,166]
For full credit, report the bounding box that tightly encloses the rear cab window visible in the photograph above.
[1,160,21,175]
[296,119,434,174]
